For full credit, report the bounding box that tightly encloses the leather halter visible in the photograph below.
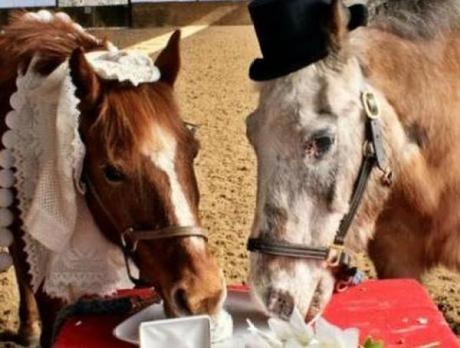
[82,175,207,287]
[247,91,392,269]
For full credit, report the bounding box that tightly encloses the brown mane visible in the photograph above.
[367,0,460,39]
[0,12,104,78]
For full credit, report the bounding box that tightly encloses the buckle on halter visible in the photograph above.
[121,228,138,253]
[326,244,347,268]
[362,91,380,119]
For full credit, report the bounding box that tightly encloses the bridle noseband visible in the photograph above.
[82,176,208,287]
[247,91,392,272]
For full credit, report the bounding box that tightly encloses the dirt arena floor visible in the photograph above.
[0,24,459,343]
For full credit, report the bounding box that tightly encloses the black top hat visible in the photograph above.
[248,0,368,81]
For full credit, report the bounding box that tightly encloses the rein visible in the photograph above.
[82,175,208,287]
[247,91,392,272]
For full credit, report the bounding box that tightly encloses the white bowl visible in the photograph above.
[113,289,270,347]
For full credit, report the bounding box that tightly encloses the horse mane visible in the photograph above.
[365,0,460,39]
[0,11,104,82]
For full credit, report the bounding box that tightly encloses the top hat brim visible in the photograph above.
[248,3,368,82]
[249,51,328,81]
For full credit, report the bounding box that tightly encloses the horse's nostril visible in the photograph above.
[266,288,295,320]
[172,288,192,315]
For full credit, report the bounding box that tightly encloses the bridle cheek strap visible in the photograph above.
[121,226,208,252]
[247,91,392,272]
[247,239,329,260]
[119,226,208,288]
[81,175,208,287]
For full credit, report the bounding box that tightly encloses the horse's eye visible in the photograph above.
[103,165,125,182]
[315,135,335,152]
[303,133,335,159]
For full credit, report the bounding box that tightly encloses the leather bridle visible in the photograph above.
[247,91,392,271]
[82,175,208,287]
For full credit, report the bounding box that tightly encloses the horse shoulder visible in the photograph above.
[358,28,460,269]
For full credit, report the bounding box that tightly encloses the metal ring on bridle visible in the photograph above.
[121,228,138,253]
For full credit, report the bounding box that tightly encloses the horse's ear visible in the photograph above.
[155,30,181,86]
[69,47,101,108]
[328,0,368,51]
[328,0,349,50]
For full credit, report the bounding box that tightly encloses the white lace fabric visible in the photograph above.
[86,50,161,86]
[4,49,159,302]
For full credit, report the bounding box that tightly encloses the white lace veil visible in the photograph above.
[1,47,160,301]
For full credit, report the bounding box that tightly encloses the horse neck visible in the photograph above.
[356,28,460,218]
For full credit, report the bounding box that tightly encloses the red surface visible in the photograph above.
[323,280,459,347]
[54,280,459,347]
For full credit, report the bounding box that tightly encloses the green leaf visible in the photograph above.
[362,337,384,348]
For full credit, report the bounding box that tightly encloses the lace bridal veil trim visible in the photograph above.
[1,47,160,302]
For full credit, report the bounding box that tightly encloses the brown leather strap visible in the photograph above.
[124,226,208,243]
[82,174,207,287]
[83,175,207,245]
[247,115,378,260]
[247,238,329,260]
[333,152,375,246]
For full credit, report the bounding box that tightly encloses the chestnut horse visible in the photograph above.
[247,0,460,320]
[0,12,224,346]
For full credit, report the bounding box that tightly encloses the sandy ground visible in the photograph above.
[0,26,459,342]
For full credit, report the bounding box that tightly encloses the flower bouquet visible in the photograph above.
[246,308,383,348]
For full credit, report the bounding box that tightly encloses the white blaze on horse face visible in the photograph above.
[143,125,204,250]
[247,60,365,317]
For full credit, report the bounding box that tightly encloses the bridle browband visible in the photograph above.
[247,91,392,270]
[82,175,208,287]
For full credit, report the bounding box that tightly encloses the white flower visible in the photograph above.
[246,309,359,348]
[247,319,283,348]
[311,318,359,348]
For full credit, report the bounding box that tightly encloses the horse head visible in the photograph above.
[246,0,399,319]
[69,32,225,317]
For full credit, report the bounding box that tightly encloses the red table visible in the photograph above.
[55,279,459,347]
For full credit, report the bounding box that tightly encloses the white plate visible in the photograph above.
[113,289,270,347]
[140,315,211,348]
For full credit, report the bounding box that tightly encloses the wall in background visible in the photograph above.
[130,0,196,2]
[58,0,127,7]
[0,0,248,27]
[0,0,55,8]
[0,0,235,8]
